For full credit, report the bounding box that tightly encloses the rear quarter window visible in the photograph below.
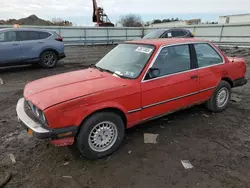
[38,32,51,39]
[194,43,223,67]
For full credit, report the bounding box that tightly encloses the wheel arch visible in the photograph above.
[221,77,233,88]
[40,48,59,59]
[77,107,127,136]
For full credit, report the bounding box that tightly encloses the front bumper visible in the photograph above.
[233,77,248,88]
[16,98,77,140]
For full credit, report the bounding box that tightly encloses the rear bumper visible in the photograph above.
[59,53,66,60]
[16,98,77,140]
[233,77,248,88]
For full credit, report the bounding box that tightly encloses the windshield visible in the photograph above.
[143,30,165,39]
[95,43,155,79]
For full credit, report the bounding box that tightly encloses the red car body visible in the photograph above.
[17,38,247,147]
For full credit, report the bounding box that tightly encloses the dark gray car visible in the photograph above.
[0,28,65,68]
[143,28,194,39]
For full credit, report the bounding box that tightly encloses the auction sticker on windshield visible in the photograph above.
[135,46,153,54]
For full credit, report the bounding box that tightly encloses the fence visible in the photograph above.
[1,23,250,46]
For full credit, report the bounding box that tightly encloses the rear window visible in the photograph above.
[38,32,51,39]
[51,31,61,38]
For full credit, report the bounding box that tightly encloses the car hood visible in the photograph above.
[24,68,127,110]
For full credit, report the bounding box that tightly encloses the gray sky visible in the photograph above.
[1,0,249,25]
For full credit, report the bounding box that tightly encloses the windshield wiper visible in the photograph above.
[91,65,113,74]
[91,64,104,72]
[91,65,129,79]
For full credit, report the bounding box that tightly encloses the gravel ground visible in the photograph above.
[0,45,250,188]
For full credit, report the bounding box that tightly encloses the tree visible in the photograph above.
[51,17,63,24]
[118,14,143,27]
[51,17,72,26]
[162,19,171,23]
[152,18,180,24]
[144,21,151,27]
[152,19,162,24]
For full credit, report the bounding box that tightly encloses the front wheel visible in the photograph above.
[76,112,125,159]
[39,51,58,68]
[206,81,231,112]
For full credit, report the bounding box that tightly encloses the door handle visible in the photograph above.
[12,43,19,45]
[190,75,198,79]
[37,41,44,44]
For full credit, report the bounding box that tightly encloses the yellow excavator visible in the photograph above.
[92,0,114,27]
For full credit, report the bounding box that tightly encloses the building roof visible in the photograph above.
[127,38,208,47]
[220,13,250,17]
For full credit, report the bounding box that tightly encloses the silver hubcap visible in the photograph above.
[216,87,229,108]
[44,54,56,67]
[88,121,118,152]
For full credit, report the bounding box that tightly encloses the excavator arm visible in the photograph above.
[92,0,114,27]
[92,0,98,22]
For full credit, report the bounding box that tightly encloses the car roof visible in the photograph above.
[127,38,209,47]
[0,28,53,32]
[151,28,190,32]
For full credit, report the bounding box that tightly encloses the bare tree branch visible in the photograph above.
[118,14,143,27]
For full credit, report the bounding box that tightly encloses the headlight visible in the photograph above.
[41,113,47,123]
[27,100,48,125]
[35,107,40,117]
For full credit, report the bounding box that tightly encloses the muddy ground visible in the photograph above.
[0,45,250,188]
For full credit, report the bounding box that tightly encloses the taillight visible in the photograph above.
[55,37,63,42]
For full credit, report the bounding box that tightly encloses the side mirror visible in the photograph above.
[149,68,160,78]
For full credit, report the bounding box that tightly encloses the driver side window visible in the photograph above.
[0,33,4,42]
[0,31,17,42]
[145,44,191,80]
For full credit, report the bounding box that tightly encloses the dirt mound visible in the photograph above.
[17,15,53,26]
[0,15,72,26]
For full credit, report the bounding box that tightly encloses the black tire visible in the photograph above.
[206,80,231,112]
[39,51,58,68]
[76,112,125,160]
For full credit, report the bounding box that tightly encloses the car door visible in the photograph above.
[17,31,45,61]
[141,44,200,120]
[0,31,22,64]
[193,43,225,100]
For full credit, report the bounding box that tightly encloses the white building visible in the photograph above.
[219,13,250,24]
[150,19,201,28]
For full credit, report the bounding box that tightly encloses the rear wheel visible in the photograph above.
[206,81,231,112]
[39,51,58,68]
[76,112,125,159]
